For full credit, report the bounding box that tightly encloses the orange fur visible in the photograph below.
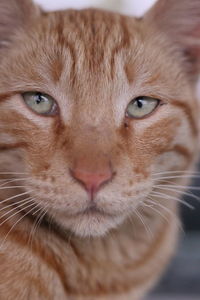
[0,0,200,299]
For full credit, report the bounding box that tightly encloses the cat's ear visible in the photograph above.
[145,0,200,82]
[0,0,40,49]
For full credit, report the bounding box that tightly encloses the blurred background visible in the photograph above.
[35,1,200,299]
[34,0,157,16]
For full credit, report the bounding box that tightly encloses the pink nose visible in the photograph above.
[71,165,113,199]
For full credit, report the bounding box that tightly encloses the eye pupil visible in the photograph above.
[137,99,143,108]
[36,93,43,104]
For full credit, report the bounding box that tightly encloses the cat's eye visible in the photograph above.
[22,92,58,115]
[126,96,160,119]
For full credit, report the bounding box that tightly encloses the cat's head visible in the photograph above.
[0,0,200,237]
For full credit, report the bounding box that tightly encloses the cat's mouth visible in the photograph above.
[49,202,125,237]
[75,204,117,218]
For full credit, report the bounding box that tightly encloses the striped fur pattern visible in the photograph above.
[0,0,200,299]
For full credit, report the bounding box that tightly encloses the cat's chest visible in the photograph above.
[23,225,165,297]
[0,215,177,300]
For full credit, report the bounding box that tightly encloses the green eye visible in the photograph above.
[22,92,57,115]
[126,96,160,119]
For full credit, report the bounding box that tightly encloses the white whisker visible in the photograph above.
[157,183,200,191]
[0,196,33,213]
[0,198,34,222]
[154,185,200,203]
[0,190,33,205]
[153,175,200,181]
[153,170,200,176]
[150,190,194,209]
[0,202,40,250]
[143,202,169,223]
[145,198,183,231]
[134,209,153,239]
[0,186,28,190]
[28,207,47,249]
[0,172,28,175]
[0,178,27,187]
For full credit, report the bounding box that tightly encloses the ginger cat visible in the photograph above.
[0,0,200,299]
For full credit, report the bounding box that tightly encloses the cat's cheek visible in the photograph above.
[56,213,126,237]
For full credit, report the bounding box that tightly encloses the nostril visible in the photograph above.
[70,166,114,197]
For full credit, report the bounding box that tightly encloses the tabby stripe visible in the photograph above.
[55,15,76,85]
[110,16,131,80]
[172,100,198,136]
[88,217,171,295]
[0,142,26,151]
[70,241,86,265]
[124,63,135,84]
[64,41,76,86]
[0,92,14,102]
[27,276,51,299]
[139,225,168,269]
[171,144,192,163]
[0,110,40,131]
[0,223,73,294]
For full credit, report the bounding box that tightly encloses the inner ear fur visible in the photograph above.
[0,0,40,49]
[145,0,200,81]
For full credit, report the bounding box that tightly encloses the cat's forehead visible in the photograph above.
[51,9,137,52]
[0,9,144,97]
[42,9,140,82]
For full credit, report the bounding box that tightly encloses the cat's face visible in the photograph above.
[0,1,199,237]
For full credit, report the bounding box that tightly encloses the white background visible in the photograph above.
[34,0,157,16]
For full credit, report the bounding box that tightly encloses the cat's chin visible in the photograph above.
[56,211,126,237]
